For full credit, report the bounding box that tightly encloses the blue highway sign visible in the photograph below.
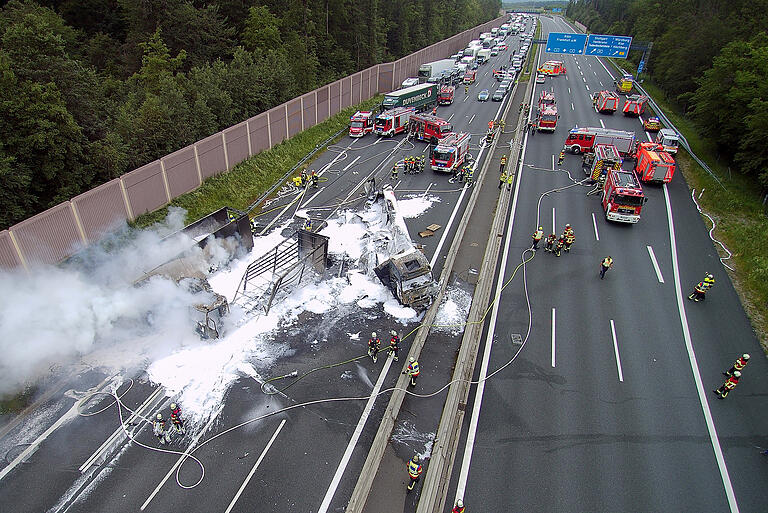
[637,60,645,74]
[585,34,632,58]
[545,32,588,55]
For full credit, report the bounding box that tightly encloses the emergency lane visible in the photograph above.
[446,14,766,513]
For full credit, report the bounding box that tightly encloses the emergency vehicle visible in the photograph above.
[463,70,477,84]
[431,132,471,173]
[634,142,676,183]
[655,128,680,154]
[622,95,648,117]
[615,73,633,94]
[602,169,646,223]
[564,127,637,157]
[349,111,375,137]
[537,60,566,76]
[538,90,556,109]
[594,90,619,114]
[536,101,558,132]
[643,117,661,131]
[408,113,453,143]
[438,85,455,105]
[583,144,623,181]
[373,107,415,137]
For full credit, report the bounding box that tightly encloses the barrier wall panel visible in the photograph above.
[12,202,81,265]
[351,72,361,105]
[162,145,199,199]
[268,105,287,145]
[286,98,302,138]
[72,179,129,242]
[197,133,227,179]
[341,77,351,110]
[123,161,168,217]
[378,63,394,93]
[329,81,341,116]
[0,231,21,270]
[248,113,270,154]
[317,85,330,123]
[361,70,370,101]
[302,92,316,129]
[224,123,249,169]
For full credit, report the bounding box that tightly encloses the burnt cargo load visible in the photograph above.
[381,83,439,111]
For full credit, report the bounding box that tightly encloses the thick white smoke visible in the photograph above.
[0,208,231,396]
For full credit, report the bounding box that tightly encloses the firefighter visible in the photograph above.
[557,150,565,166]
[153,413,170,445]
[531,226,543,250]
[300,169,308,187]
[405,357,420,387]
[519,102,524,112]
[599,256,613,278]
[554,236,564,257]
[563,226,575,252]
[452,499,465,513]
[389,330,400,361]
[465,85,469,95]
[465,166,474,187]
[304,218,313,231]
[544,233,557,252]
[703,273,715,290]
[499,171,507,189]
[310,169,318,188]
[391,163,399,181]
[367,332,380,363]
[499,154,507,173]
[506,172,514,190]
[169,403,185,434]
[418,155,425,173]
[723,354,749,377]
[406,454,423,491]
[431,106,437,116]
[687,281,707,302]
[713,371,740,399]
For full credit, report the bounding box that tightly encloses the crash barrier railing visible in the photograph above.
[0,16,506,271]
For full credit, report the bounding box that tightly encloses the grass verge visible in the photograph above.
[607,65,768,351]
[521,21,542,80]
[133,95,383,228]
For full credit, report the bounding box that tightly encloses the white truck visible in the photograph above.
[417,59,456,83]
[476,48,492,64]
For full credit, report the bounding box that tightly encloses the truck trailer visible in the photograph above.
[417,59,456,83]
[381,83,438,111]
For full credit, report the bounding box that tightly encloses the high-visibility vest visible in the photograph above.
[500,173,507,182]
[724,376,739,390]
[408,460,423,478]
[602,257,613,268]
[565,233,575,243]
[407,361,420,376]
[532,229,543,240]
[452,507,465,513]
[694,282,706,293]
[704,276,715,289]
[507,174,514,184]
[734,357,748,371]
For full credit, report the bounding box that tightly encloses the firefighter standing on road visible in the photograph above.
[405,357,420,387]
[723,354,749,377]
[391,163,399,181]
[703,273,715,291]
[407,454,423,491]
[563,224,575,252]
[713,371,740,399]
[499,154,507,173]
[688,281,707,302]
[506,172,514,190]
[153,413,170,445]
[557,150,565,166]
[531,227,543,250]
[452,499,465,513]
[368,332,380,363]
[169,403,185,435]
[544,233,557,252]
[389,330,400,361]
[600,256,613,279]
[499,171,507,189]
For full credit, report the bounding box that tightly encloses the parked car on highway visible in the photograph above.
[492,89,505,101]
[536,74,546,83]
[401,77,419,87]
[490,47,499,56]
[478,89,490,102]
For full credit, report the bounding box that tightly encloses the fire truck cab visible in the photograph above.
[373,107,415,137]
[602,169,646,223]
[537,105,558,132]
[594,90,619,114]
[349,111,375,137]
[655,128,680,154]
[537,60,566,76]
[463,70,477,84]
[622,95,648,117]
[635,142,676,183]
[409,113,453,143]
[583,144,622,181]
[438,85,455,105]
[431,132,471,173]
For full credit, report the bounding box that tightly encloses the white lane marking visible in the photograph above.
[600,81,604,87]
[373,137,381,144]
[422,183,433,198]
[571,102,575,110]
[468,114,476,124]
[610,320,624,382]
[448,113,455,121]
[646,132,653,142]
[663,184,741,511]
[141,407,223,510]
[592,212,600,241]
[596,57,617,80]
[455,76,535,503]
[317,355,394,513]
[638,115,645,125]
[599,119,605,129]
[551,154,555,170]
[585,84,590,91]
[343,155,361,171]
[463,95,468,102]
[647,245,665,283]
[582,76,586,82]
[224,419,286,513]
[301,188,324,208]
[568,87,571,94]
[551,308,556,367]
[552,207,556,234]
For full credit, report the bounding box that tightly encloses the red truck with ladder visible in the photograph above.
[536,91,558,131]
[373,107,415,137]
[602,169,646,223]
[622,95,648,117]
[634,142,676,183]
[431,132,471,173]
[583,144,623,181]
[408,113,453,143]
[594,90,619,114]
[438,85,455,105]
[349,111,375,137]
[564,127,637,157]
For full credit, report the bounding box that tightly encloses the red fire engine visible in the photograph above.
[538,90,556,109]
[536,90,557,131]
[594,90,619,114]
[602,169,646,223]
[438,85,455,105]
[409,113,453,143]
[634,142,676,183]
[537,60,566,76]
[431,132,471,173]
[564,127,637,157]
[373,107,415,137]
[622,95,648,117]
[463,70,477,84]
[349,111,375,137]
[583,144,622,181]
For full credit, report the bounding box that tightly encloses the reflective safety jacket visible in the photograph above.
[500,156,507,165]
[565,232,575,244]
[390,336,400,349]
[704,276,715,289]
[408,459,423,479]
[694,282,706,294]
[601,257,613,268]
[532,229,543,241]
[153,420,166,436]
[733,357,748,371]
[452,507,465,513]
[724,376,739,390]
[500,172,507,183]
[368,337,380,350]
[507,174,514,184]
[407,360,420,377]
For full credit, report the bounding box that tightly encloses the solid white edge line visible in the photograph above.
[224,419,287,513]
[552,207,556,235]
[663,184,740,512]
[599,119,605,129]
[551,154,555,170]
[342,155,361,172]
[591,212,600,241]
[455,49,539,504]
[646,245,665,283]
[551,308,556,367]
[317,355,394,513]
[141,406,223,510]
[610,319,624,382]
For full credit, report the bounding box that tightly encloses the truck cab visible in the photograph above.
[409,113,452,143]
[431,132,471,173]
[602,169,646,223]
[655,128,680,154]
[349,111,374,137]
[374,107,415,137]
[635,143,676,183]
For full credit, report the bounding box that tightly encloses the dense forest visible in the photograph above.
[0,0,501,230]
[567,0,768,191]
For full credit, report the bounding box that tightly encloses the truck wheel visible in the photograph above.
[570,145,581,154]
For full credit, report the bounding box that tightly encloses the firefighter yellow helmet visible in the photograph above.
[538,226,543,231]
[733,371,741,378]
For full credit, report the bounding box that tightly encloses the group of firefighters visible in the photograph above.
[529,223,575,257]
[391,155,426,180]
[366,330,419,386]
[292,169,319,189]
[152,403,185,445]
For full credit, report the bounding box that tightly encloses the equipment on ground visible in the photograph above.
[564,126,637,157]
[431,132,471,173]
[349,111,375,137]
[634,143,676,183]
[374,107,415,137]
[602,169,646,223]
